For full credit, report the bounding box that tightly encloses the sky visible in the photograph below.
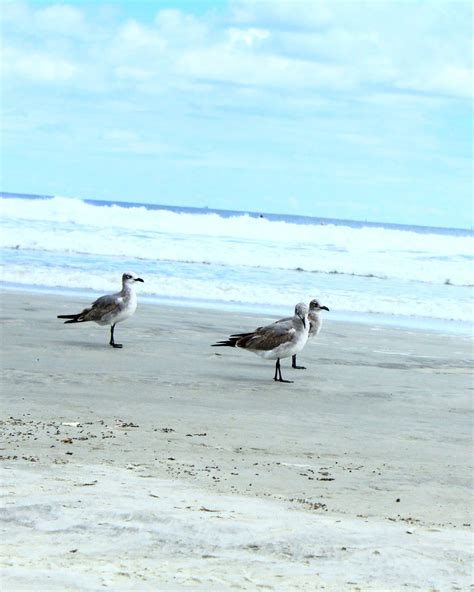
[1,0,472,228]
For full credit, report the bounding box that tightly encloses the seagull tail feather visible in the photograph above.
[57,313,84,324]
[212,330,257,348]
[211,337,239,348]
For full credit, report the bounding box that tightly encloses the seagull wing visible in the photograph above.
[80,294,123,322]
[244,316,292,335]
[236,322,295,351]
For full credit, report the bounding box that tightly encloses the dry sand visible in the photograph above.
[1,289,473,591]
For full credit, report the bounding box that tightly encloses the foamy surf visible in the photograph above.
[1,194,472,327]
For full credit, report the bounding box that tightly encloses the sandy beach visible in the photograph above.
[1,289,472,591]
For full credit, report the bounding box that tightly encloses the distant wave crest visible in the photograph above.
[1,195,472,287]
[1,195,473,323]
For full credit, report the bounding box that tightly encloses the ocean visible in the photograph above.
[1,192,472,334]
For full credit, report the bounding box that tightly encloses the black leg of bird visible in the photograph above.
[274,359,293,383]
[273,359,279,381]
[109,324,123,348]
[291,354,306,370]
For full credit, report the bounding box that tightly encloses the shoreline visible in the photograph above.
[1,289,473,590]
[1,281,472,337]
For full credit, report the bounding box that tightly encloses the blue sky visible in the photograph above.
[1,0,472,228]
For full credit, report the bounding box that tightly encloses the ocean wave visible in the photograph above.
[1,195,473,323]
[1,258,472,324]
[1,238,471,288]
[1,195,471,246]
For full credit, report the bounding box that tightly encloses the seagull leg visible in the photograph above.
[274,359,293,383]
[291,354,306,370]
[109,324,123,348]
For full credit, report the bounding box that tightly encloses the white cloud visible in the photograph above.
[114,66,154,82]
[227,27,270,47]
[154,9,209,46]
[35,4,85,35]
[1,46,77,82]
[178,44,350,91]
[1,1,471,102]
[1,1,86,38]
[1,0,471,178]
[398,66,473,100]
[102,130,169,156]
[117,19,166,52]
[230,0,333,31]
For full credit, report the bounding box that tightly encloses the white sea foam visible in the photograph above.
[1,196,472,325]
[2,196,472,284]
[2,263,472,324]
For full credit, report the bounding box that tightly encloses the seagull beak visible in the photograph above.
[135,278,144,283]
[299,314,306,329]
[321,306,329,311]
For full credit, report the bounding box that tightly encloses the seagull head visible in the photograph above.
[309,299,329,312]
[122,272,144,286]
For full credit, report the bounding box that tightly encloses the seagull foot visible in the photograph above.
[110,343,123,349]
[274,378,294,383]
[292,364,307,370]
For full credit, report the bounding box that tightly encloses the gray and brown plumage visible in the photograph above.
[57,272,144,348]
[212,302,309,383]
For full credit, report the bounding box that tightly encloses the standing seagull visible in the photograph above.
[57,272,144,348]
[291,298,329,369]
[212,302,309,383]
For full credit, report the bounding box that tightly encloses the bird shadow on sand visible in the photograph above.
[54,339,117,351]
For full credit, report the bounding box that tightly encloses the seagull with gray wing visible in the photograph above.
[291,298,329,369]
[212,302,309,383]
[57,272,144,348]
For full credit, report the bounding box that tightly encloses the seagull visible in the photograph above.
[212,302,309,383]
[291,299,329,369]
[57,272,144,348]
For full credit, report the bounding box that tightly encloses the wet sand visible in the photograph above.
[1,290,473,591]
